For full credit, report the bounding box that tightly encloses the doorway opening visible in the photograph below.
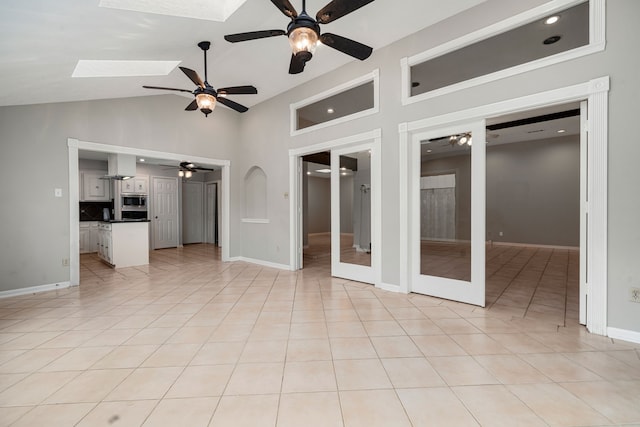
[484,103,583,326]
[301,152,333,270]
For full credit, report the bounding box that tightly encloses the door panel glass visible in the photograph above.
[420,132,472,280]
[340,150,371,267]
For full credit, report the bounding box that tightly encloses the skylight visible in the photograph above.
[72,60,180,78]
[99,0,248,22]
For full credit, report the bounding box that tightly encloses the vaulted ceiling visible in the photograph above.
[0,0,485,109]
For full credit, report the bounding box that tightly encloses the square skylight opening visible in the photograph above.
[72,60,181,78]
[99,0,248,22]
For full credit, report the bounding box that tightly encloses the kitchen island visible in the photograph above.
[97,220,149,268]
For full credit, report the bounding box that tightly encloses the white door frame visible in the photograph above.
[68,138,231,286]
[289,129,382,288]
[399,76,609,335]
[410,120,486,307]
[205,181,221,246]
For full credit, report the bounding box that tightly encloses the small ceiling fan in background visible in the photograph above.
[143,41,257,116]
[224,0,375,74]
[161,161,215,178]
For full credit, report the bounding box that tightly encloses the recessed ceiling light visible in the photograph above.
[306,171,311,175]
[426,149,432,153]
[557,129,566,133]
[139,158,145,162]
[72,60,180,78]
[99,0,248,22]
[543,35,562,45]
[545,15,560,25]
[315,169,331,173]
[327,108,334,114]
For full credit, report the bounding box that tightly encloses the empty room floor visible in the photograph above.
[0,244,639,426]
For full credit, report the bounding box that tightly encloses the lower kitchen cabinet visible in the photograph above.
[97,222,148,268]
[79,222,99,254]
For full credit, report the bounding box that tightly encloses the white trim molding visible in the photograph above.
[401,0,605,105]
[290,69,380,136]
[241,218,270,224]
[0,282,72,299]
[607,327,640,345]
[227,256,290,271]
[399,76,609,335]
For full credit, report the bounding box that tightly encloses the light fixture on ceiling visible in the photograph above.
[545,15,560,25]
[178,170,184,177]
[449,133,473,147]
[185,170,193,179]
[327,107,334,114]
[557,129,566,133]
[139,158,145,162]
[195,92,217,115]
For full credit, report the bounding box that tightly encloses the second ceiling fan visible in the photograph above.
[225,0,375,74]
[143,41,257,116]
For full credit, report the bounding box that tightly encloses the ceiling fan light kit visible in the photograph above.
[143,41,257,117]
[224,0,375,74]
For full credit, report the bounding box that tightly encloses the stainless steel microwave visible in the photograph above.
[121,195,146,210]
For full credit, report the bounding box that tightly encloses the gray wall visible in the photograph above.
[422,136,580,246]
[1,0,639,333]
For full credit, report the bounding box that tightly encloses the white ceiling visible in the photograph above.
[0,0,485,109]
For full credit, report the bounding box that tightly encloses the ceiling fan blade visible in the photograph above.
[270,0,298,18]
[316,0,374,24]
[185,99,198,111]
[320,33,373,60]
[194,166,215,171]
[142,85,193,94]
[224,30,286,43]
[179,67,204,88]
[217,97,249,113]
[289,53,306,74]
[217,86,258,95]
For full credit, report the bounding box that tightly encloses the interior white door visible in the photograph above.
[205,182,218,245]
[330,143,378,285]
[152,177,179,249]
[183,181,204,244]
[411,120,486,306]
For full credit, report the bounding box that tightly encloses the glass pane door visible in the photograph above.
[411,120,485,306]
[331,144,376,284]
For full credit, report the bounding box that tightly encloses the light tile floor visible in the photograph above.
[0,244,638,426]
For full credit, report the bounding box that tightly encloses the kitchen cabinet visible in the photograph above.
[121,176,148,194]
[97,221,149,268]
[79,222,99,254]
[81,171,111,201]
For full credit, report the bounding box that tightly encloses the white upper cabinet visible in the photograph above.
[121,176,148,194]
[81,171,110,201]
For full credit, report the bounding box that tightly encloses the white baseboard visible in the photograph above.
[377,282,403,293]
[607,327,640,345]
[0,281,72,299]
[490,241,579,251]
[227,256,291,271]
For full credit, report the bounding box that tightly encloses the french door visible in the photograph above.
[411,120,486,306]
[330,142,379,284]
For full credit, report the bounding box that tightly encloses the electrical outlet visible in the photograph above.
[62,258,69,267]
[630,287,640,303]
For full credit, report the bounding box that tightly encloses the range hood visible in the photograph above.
[106,153,136,180]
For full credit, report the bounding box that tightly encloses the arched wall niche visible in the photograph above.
[244,166,268,221]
